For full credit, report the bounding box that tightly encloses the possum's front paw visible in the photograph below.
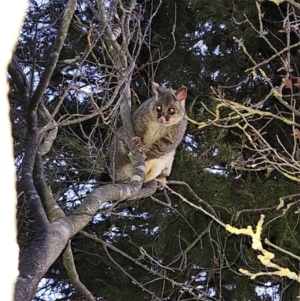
[132,136,147,159]
[155,176,166,190]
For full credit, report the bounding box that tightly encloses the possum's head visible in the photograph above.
[150,82,187,126]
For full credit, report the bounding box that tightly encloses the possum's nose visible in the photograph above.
[158,116,166,123]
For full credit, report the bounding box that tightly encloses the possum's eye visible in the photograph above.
[168,108,175,115]
[156,105,162,113]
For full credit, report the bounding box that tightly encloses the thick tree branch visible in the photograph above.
[19,0,77,229]
[33,153,65,220]
[8,56,30,104]
[1,0,28,300]
[15,0,160,300]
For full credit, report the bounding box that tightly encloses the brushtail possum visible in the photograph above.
[109,82,187,186]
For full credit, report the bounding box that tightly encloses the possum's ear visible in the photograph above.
[175,86,187,102]
[151,81,164,98]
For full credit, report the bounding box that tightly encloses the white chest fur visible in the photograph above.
[141,121,175,182]
[144,151,175,182]
[143,121,167,149]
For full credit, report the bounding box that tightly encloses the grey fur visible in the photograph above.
[109,82,188,184]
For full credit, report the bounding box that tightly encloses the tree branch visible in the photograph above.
[63,241,96,301]
[30,0,77,112]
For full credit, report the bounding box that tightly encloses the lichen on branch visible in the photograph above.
[226,214,300,283]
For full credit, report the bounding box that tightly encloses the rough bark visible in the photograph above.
[0,0,28,300]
